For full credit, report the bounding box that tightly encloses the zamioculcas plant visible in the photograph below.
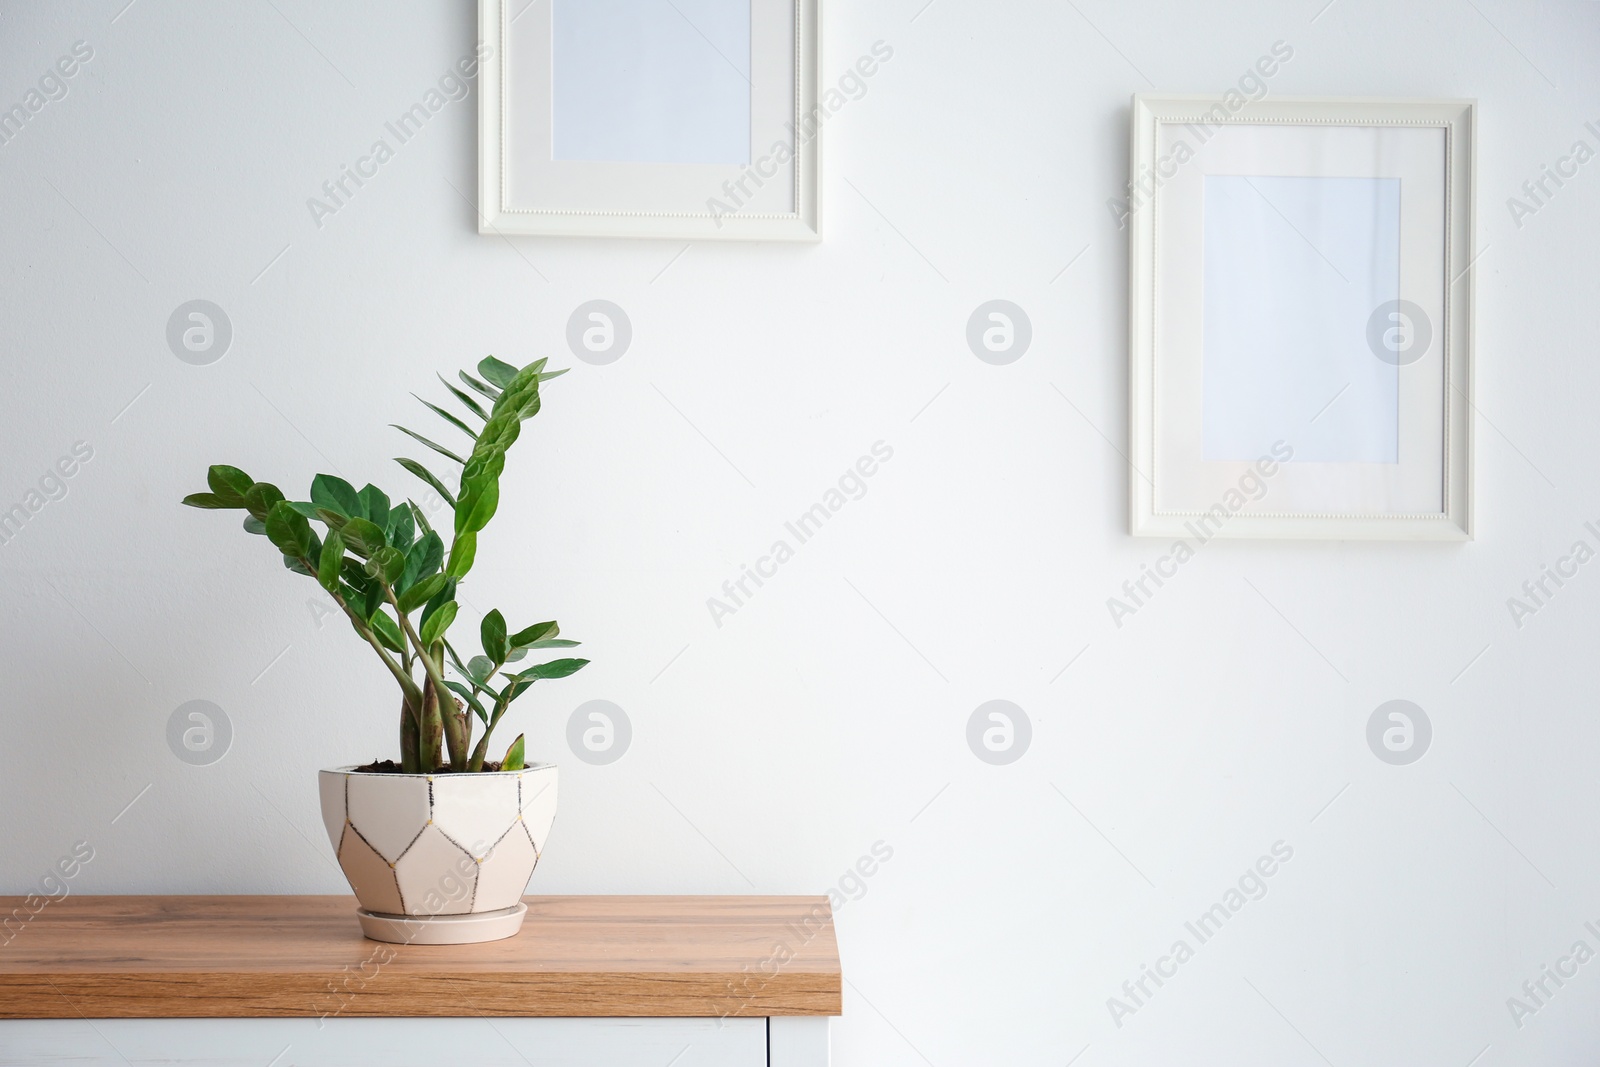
[182,356,588,775]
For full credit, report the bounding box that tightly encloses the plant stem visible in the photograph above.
[467,733,491,772]
[418,677,444,770]
[467,693,509,772]
[429,660,466,770]
[399,691,421,772]
[458,684,473,771]
[385,587,467,770]
[386,588,449,697]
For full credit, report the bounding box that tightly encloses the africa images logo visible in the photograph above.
[1106,441,1292,628]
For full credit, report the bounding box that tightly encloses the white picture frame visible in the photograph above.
[1128,95,1476,541]
[478,0,821,241]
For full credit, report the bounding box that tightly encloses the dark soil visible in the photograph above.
[352,759,509,773]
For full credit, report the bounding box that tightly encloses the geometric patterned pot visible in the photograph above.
[317,764,557,944]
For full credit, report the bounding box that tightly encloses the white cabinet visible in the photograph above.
[0,1016,830,1066]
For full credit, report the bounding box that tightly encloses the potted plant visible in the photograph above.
[183,356,588,944]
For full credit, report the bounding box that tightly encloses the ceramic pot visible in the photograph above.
[317,764,557,944]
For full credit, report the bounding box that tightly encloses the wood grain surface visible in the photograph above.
[0,895,841,1019]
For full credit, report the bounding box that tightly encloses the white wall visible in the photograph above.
[3,1,1599,1063]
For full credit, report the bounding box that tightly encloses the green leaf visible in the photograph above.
[455,473,492,534]
[445,531,477,580]
[421,578,456,629]
[462,445,509,485]
[340,517,388,557]
[386,504,415,552]
[508,621,558,648]
[286,501,320,519]
[339,575,379,621]
[362,576,385,621]
[461,477,500,534]
[537,367,570,383]
[341,556,371,586]
[283,555,314,577]
[459,370,501,401]
[359,485,391,526]
[317,530,345,593]
[419,600,458,646]
[265,501,317,558]
[310,474,361,519]
[182,492,231,509]
[502,637,579,664]
[478,356,519,389]
[368,609,406,654]
[512,658,590,681]
[413,395,478,440]
[408,500,435,536]
[481,609,508,664]
[401,531,444,590]
[394,458,457,509]
[488,367,541,421]
[340,558,376,598]
[365,546,406,586]
[244,482,286,522]
[444,681,490,724]
[437,374,489,421]
[499,675,533,704]
[315,507,349,531]
[501,733,526,772]
[397,573,448,614]
[467,655,495,684]
[242,515,267,535]
[392,425,466,465]
[207,465,254,507]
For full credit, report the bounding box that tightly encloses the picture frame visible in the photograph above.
[1128,95,1476,541]
[478,0,821,241]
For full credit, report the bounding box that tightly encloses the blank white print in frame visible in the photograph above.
[1128,99,1470,540]
[1190,124,1448,516]
[1201,174,1404,465]
[484,0,825,238]
[550,0,751,166]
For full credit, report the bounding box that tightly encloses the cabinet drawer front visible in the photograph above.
[0,1017,768,1066]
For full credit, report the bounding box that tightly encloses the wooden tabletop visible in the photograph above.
[0,895,841,1019]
